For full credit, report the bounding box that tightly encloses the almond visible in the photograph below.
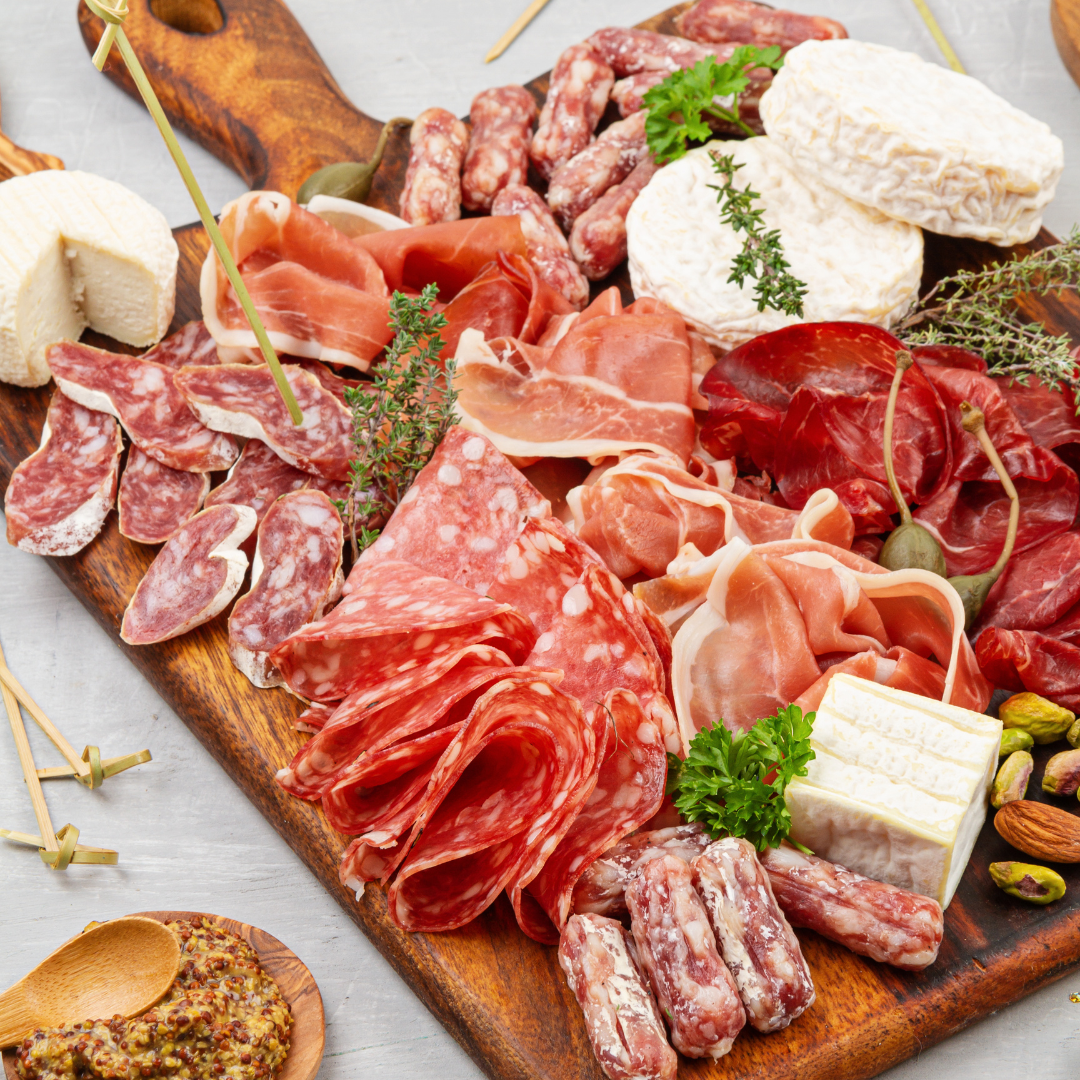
[994,800,1080,863]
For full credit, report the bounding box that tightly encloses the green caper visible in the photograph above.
[297,117,412,206]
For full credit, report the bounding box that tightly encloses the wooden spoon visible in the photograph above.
[0,917,180,1047]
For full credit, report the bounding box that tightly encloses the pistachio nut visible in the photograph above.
[999,692,1076,745]
[1043,748,1080,797]
[999,728,1035,756]
[992,751,1033,808]
[1067,717,1080,750]
[989,861,1066,905]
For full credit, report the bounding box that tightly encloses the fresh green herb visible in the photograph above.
[897,229,1080,402]
[643,46,784,164]
[708,151,808,317]
[336,284,457,559]
[668,704,815,852]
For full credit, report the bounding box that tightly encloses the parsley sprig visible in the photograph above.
[667,704,815,852]
[642,46,784,164]
[336,284,457,559]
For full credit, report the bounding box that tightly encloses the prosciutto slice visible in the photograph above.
[268,557,536,702]
[454,288,695,464]
[201,191,394,370]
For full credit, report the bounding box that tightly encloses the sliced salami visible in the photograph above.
[174,362,354,480]
[47,341,238,474]
[120,503,257,645]
[350,426,551,595]
[227,490,344,688]
[462,86,538,212]
[118,446,209,545]
[399,107,470,226]
[142,320,219,369]
[4,390,122,556]
[269,557,536,701]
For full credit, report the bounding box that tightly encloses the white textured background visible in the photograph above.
[2,2,1080,1077]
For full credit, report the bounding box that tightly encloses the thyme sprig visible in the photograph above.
[708,151,808,317]
[897,229,1080,398]
[336,284,457,560]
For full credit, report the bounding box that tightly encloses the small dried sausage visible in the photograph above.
[461,86,538,212]
[400,107,470,225]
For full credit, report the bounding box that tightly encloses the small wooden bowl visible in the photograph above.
[3,911,324,1080]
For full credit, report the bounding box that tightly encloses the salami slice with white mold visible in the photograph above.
[118,447,209,545]
[141,320,220,369]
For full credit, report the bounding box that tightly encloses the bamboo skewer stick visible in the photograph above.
[909,0,966,73]
[0,662,89,779]
[36,749,151,782]
[485,0,553,63]
[0,827,118,866]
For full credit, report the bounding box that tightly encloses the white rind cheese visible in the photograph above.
[626,138,923,350]
[785,674,1001,908]
[0,170,177,387]
[760,40,1064,246]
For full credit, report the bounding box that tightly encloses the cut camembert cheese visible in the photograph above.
[785,674,1001,908]
[0,170,177,387]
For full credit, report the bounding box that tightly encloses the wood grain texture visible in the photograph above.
[1,911,324,1080]
[0,2,1072,1078]
[1052,0,1080,91]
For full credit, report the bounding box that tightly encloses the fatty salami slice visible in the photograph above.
[228,490,344,688]
[387,672,590,932]
[4,390,122,556]
[120,503,257,645]
[277,643,517,799]
[142,320,219,369]
[174,362,354,480]
[118,446,209,544]
[47,341,238,473]
[349,425,551,595]
[269,558,536,701]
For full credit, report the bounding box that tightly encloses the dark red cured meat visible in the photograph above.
[120,504,257,645]
[347,426,551,595]
[760,842,944,971]
[276,644,517,799]
[4,390,122,557]
[387,672,590,932]
[558,914,678,1080]
[676,0,848,47]
[530,44,615,181]
[976,628,1080,710]
[626,854,746,1059]
[47,341,238,474]
[228,490,344,688]
[995,373,1080,456]
[690,838,815,1033]
[572,824,713,918]
[174,363,353,480]
[118,446,209,545]
[461,86,539,212]
[269,557,536,701]
[399,107,470,226]
[586,27,717,76]
[141,321,219,369]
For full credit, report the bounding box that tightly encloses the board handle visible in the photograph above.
[76,0,406,206]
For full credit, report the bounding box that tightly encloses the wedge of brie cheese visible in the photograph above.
[0,170,177,387]
[785,673,1001,908]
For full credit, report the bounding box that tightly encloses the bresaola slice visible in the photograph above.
[47,341,238,473]
[120,503,257,645]
[118,447,209,544]
[228,490,344,688]
[4,390,122,556]
[174,362,354,480]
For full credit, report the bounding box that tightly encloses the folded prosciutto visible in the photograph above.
[453,288,695,464]
[668,537,990,742]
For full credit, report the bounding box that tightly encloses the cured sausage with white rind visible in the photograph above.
[400,107,470,226]
[462,86,538,212]
[676,0,848,48]
[586,27,717,76]
[118,446,210,545]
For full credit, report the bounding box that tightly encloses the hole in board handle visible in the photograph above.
[149,0,224,34]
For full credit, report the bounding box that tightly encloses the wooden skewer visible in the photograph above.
[909,0,966,73]
[0,661,90,778]
[0,828,118,865]
[485,0,553,63]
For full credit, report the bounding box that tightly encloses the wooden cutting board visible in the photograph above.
[0,2,1076,1077]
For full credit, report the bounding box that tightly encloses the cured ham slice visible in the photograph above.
[174,363,353,480]
[228,490,344,688]
[976,628,1080,711]
[269,558,536,702]
[5,390,121,556]
[142,320,219,368]
[453,288,695,464]
[48,341,238,474]
[350,425,551,595]
[670,537,990,742]
[201,191,394,371]
[995,373,1080,458]
[120,504,257,645]
[118,447,209,545]
[569,453,854,580]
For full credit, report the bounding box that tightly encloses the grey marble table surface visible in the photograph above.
[2,1,1080,1077]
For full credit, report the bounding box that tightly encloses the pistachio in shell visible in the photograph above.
[1068,717,1080,749]
[1043,748,1080,797]
[989,861,1066,905]
[992,751,1033,808]
[297,117,412,206]
[999,728,1035,756]
[999,692,1076,745]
